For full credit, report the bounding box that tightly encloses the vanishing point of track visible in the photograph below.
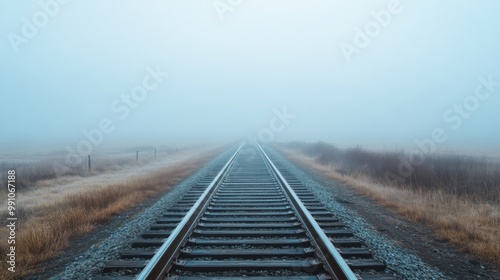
[96,143,394,280]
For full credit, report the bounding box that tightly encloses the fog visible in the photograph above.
[1,1,500,153]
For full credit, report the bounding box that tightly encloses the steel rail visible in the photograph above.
[257,143,358,280]
[136,143,244,280]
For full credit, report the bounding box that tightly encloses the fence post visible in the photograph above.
[154,148,157,159]
[136,150,139,162]
[88,155,91,172]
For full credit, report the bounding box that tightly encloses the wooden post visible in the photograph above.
[88,155,91,172]
[136,150,139,162]
[154,148,157,159]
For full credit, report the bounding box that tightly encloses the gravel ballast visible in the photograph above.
[51,145,448,279]
[50,148,235,280]
[264,147,448,280]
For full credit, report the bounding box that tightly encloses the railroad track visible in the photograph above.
[96,143,394,280]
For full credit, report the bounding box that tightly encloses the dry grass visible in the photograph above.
[0,148,223,279]
[288,141,500,202]
[1,147,213,211]
[281,147,500,268]
[0,147,180,192]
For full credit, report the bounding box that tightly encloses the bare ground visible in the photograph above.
[4,146,214,211]
[23,191,166,279]
[279,149,500,280]
[0,145,226,279]
[7,145,499,279]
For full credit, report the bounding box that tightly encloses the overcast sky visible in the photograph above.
[1,1,499,153]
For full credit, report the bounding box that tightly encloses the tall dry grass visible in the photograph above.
[289,141,500,202]
[0,147,179,192]
[0,149,222,280]
[280,143,500,268]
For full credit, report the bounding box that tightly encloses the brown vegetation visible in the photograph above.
[289,141,500,202]
[0,147,223,279]
[280,142,500,268]
[0,148,178,192]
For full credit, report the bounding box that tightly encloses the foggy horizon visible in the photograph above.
[2,1,500,155]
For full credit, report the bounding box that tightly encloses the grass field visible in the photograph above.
[0,145,224,279]
[0,146,180,192]
[280,142,500,268]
